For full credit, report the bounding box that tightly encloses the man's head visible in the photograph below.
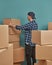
[27,12,36,21]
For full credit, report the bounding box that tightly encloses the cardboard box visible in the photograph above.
[9,27,21,35]
[0,44,13,65]
[3,18,21,25]
[14,64,21,65]
[14,63,21,65]
[35,60,46,65]
[14,47,25,63]
[9,35,20,42]
[11,19,21,25]
[10,42,20,49]
[3,18,11,25]
[0,25,9,48]
[46,60,52,65]
[3,19,21,34]
[48,22,52,30]
[36,45,52,60]
[35,60,52,65]
[32,30,52,45]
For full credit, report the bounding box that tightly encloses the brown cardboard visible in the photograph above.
[14,64,21,65]
[9,34,20,42]
[14,63,21,65]
[46,60,52,65]
[9,27,21,35]
[0,44,13,65]
[3,18,11,25]
[32,30,40,45]
[0,25,9,48]
[13,47,25,63]
[10,42,20,49]
[3,19,21,34]
[35,60,46,65]
[32,30,52,45]
[3,18,21,25]
[48,22,52,30]
[11,19,21,25]
[36,45,52,60]
[35,60,52,65]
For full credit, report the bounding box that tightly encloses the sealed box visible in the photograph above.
[0,44,13,65]
[35,60,46,65]
[3,18,11,25]
[9,35,20,42]
[14,63,21,65]
[10,42,20,49]
[36,45,52,60]
[0,25,9,48]
[3,18,21,34]
[3,18,21,25]
[11,19,21,25]
[47,60,52,65]
[13,47,25,63]
[32,30,52,45]
[14,64,21,65]
[9,27,21,35]
[48,22,52,30]
[35,60,52,65]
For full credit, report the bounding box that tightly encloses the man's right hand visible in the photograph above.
[9,22,16,28]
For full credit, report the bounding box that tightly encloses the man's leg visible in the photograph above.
[31,44,36,65]
[25,44,31,65]
[26,55,31,65]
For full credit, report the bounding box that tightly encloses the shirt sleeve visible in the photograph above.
[15,22,38,30]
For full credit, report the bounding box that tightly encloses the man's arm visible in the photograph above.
[16,22,38,30]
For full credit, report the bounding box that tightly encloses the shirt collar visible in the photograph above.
[30,19,35,22]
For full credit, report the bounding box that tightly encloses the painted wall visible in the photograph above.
[0,0,52,65]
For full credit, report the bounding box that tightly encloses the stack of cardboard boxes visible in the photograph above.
[3,19,25,65]
[3,19,21,49]
[0,25,13,65]
[31,23,52,65]
[3,19,52,65]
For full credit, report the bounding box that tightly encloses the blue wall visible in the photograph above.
[0,0,52,65]
[0,0,52,29]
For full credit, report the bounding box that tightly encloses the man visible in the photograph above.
[9,12,38,65]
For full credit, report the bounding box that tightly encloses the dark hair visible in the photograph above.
[28,12,36,19]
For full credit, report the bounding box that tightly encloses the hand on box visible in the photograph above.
[9,23,16,28]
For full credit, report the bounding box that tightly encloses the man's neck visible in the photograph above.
[30,19,34,22]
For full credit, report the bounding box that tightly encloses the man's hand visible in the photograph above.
[9,22,13,27]
[9,23,16,28]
